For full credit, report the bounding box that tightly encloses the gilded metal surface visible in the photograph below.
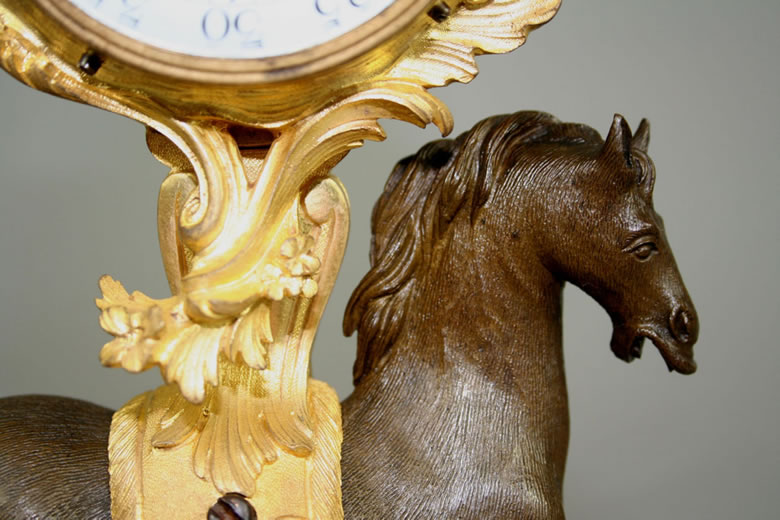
[110,379,342,519]
[0,0,560,518]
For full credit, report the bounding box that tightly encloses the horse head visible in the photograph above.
[538,114,699,373]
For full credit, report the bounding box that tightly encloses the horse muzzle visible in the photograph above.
[610,308,699,375]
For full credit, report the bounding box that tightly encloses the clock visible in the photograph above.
[34,0,434,83]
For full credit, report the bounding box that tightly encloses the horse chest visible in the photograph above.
[342,373,567,519]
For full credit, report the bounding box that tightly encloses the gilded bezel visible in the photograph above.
[34,0,434,84]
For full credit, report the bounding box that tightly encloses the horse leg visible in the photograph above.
[0,394,112,519]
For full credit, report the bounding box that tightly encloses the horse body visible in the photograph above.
[0,394,112,520]
[341,112,698,519]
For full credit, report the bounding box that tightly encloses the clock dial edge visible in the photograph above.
[33,0,437,84]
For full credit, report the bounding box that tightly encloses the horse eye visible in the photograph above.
[632,242,657,260]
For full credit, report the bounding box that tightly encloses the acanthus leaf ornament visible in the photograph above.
[0,0,561,517]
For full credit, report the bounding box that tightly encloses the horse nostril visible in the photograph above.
[670,308,698,344]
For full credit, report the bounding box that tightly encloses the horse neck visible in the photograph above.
[345,223,570,471]
[413,226,564,381]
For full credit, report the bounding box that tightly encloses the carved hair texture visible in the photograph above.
[344,111,604,383]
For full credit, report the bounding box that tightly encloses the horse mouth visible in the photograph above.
[611,326,697,374]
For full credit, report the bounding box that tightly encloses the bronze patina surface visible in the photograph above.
[0,395,112,519]
[341,111,698,519]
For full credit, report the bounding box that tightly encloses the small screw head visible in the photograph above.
[428,2,451,23]
[207,493,257,520]
[78,51,103,75]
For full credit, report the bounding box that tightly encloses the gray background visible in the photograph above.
[1,1,778,518]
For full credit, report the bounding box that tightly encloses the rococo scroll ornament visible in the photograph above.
[0,0,560,518]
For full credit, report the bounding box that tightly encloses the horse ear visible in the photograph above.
[632,118,650,152]
[601,114,633,167]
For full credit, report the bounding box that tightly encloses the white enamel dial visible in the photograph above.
[69,0,398,59]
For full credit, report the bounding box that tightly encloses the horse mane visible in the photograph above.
[343,111,602,384]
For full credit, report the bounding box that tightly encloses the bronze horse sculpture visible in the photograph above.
[341,111,699,519]
[0,111,698,519]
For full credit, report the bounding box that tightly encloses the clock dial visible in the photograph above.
[67,0,398,59]
[34,0,432,83]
